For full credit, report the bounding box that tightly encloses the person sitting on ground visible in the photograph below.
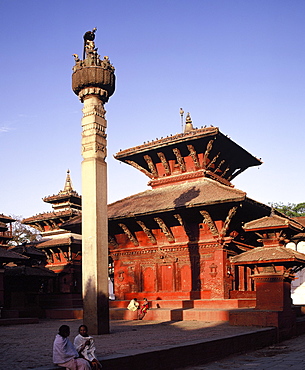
[138,298,149,320]
[53,324,91,370]
[127,298,139,315]
[74,325,102,370]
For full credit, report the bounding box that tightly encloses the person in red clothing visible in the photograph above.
[138,298,149,320]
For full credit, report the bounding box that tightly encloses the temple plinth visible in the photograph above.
[72,29,115,334]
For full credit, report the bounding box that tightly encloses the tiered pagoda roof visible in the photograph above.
[23,171,81,233]
[115,117,262,189]
[43,170,81,211]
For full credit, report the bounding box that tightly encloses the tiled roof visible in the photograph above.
[0,214,15,223]
[108,177,246,220]
[62,215,81,227]
[292,216,305,227]
[230,246,305,265]
[9,245,45,257]
[23,209,80,223]
[35,237,81,248]
[5,265,56,277]
[243,214,304,232]
[0,247,28,261]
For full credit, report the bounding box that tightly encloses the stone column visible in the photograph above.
[72,29,115,334]
[81,94,109,334]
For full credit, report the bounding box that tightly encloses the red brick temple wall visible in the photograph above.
[110,221,232,300]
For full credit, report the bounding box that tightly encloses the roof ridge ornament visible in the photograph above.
[184,112,194,133]
[61,169,73,194]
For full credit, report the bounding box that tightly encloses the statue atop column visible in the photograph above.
[72,28,115,102]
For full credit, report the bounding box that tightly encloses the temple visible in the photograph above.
[22,170,82,295]
[107,115,271,303]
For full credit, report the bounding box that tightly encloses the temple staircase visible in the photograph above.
[42,295,256,321]
[109,298,256,322]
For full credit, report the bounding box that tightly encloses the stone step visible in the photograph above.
[110,298,256,310]
[44,298,256,321]
[110,307,231,321]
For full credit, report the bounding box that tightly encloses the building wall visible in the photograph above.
[110,221,231,300]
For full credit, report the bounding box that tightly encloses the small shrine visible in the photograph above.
[230,213,305,337]
[22,170,82,294]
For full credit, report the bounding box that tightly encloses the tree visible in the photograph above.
[269,202,305,217]
[8,215,41,246]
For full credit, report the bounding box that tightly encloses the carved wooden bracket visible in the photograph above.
[214,159,225,174]
[206,152,220,170]
[144,155,158,177]
[154,217,175,242]
[220,206,238,237]
[157,152,171,175]
[136,220,157,244]
[203,139,214,168]
[118,223,139,246]
[174,213,195,241]
[108,234,118,247]
[58,247,69,262]
[34,223,44,232]
[200,210,219,236]
[187,144,200,169]
[42,249,53,263]
[221,166,230,178]
[173,147,186,172]
[49,248,61,262]
[125,160,154,179]
[49,219,59,229]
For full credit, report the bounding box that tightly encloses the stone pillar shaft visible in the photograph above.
[81,95,109,334]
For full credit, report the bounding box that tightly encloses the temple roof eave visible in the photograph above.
[243,214,304,233]
[0,248,29,261]
[0,214,15,223]
[114,128,262,178]
[108,197,244,222]
[230,246,305,266]
[114,127,220,158]
[107,177,246,220]
[23,209,81,224]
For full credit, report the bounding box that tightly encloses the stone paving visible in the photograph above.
[0,318,304,369]
[181,334,305,369]
[0,319,264,369]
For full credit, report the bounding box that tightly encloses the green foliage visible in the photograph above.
[8,215,41,246]
[269,202,305,217]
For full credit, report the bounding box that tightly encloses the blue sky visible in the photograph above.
[1,0,305,218]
